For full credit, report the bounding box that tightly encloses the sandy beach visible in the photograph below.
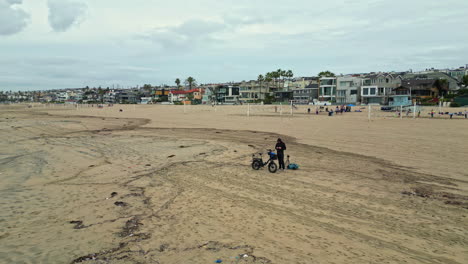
[1,104,467,264]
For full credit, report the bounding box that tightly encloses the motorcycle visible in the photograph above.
[251,149,278,173]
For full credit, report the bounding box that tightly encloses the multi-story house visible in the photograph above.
[169,88,204,104]
[292,83,319,104]
[103,90,117,103]
[222,86,240,104]
[446,66,467,82]
[116,89,138,104]
[360,73,403,104]
[56,92,70,102]
[336,76,361,104]
[402,72,459,97]
[318,77,337,102]
[388,86,412,106]
[239,81,265,103]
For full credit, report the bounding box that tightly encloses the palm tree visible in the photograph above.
[175,78,181,89]
[275,69,282,88]
[281,69,286,83]
[185,77,196,90]
[257,74,264,100]
[287,70,293,81]
[265,72,273,88]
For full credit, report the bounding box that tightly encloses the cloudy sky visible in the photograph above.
[1,0,468,91]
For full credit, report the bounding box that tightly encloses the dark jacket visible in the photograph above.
[275,142,286,155]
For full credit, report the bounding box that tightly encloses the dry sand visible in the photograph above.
[0,104,467,264]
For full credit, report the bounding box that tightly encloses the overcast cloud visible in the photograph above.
[1,0,468,91]
[0,0,30,36]
[47,0,87,32]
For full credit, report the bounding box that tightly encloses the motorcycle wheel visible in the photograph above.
[252,160,261,170]
[268,162,278,173]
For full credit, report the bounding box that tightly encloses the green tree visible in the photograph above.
[185,77,197,90]
[318,71,336,77]
[97,87,105,102]
[263,93,276,104]
[462,75,468,86]
[434,79,448,97]
[175,78,181,89]
[457,89,468,95]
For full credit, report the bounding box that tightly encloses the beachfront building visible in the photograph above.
[360,73,403,105]
[275,90,293,103]
[103,90,118,103]
[169,90,189,103]
[292,83,319,104]
[336,76,361,104]
[318,77,337,102]
[222,86,240,104]
[116,90,138,104]
[239,81,265,103]
[169,88,203,104]
[446,66,468,82]
[402,72,459,99]
[56,92,70,102]
[140,97,153,104]
[201,86,213,104]
[388,86,412,106]
[154,89,171,102]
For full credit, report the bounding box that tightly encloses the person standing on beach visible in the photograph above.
[275,138,287,170]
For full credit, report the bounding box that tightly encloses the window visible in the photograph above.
[378,88,384,94]
[350,90,357,95]
[363,88,369,95]
[386,78,389,83]
[370,88,376,95]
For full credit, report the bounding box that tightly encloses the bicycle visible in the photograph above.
[251,149,278,173]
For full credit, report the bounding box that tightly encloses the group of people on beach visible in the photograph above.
[307,105,350,116]
[430,110,468,119]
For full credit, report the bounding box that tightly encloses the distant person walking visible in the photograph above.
[275,138,287,170]
[431,109,434,118]
[307,108,311,114]
[316,108,319,115]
